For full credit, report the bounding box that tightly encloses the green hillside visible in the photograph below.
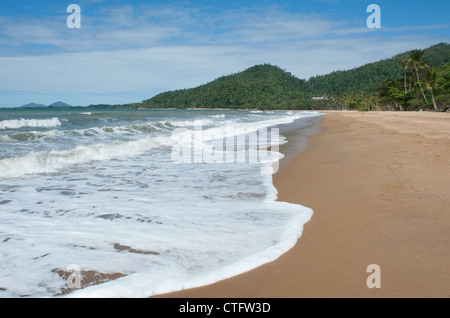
[134,64,310,110]
[132,42,450,111]
[306,42,450,97]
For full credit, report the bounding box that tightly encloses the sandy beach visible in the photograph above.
[157,110,450,298]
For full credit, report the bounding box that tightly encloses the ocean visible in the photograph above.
[0,107,322,297]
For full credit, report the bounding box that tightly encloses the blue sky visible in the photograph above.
[0,0,449,107]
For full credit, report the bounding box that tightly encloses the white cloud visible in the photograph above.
[0,35,438,100]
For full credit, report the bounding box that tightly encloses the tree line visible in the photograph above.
[129,43,450,112]
[375,50,450,111]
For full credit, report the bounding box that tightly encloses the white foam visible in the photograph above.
[67,202,313,298]
[0,118,62,130]
[171,119,214,127]
[0,136,172,178]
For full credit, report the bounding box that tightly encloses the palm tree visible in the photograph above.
[424,67,439,111]
[401,58,411,94]
[409,50,429,106]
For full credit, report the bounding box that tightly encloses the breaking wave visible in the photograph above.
[0,118,62,130]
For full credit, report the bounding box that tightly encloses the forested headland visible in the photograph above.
[128,42,449,111]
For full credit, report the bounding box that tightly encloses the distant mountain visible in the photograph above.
[19,101,72,108]
[48,101,72,107]
[20,102,47,108]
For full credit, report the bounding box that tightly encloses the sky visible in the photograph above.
[0,0,449,107]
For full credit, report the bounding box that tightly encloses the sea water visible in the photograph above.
[0,108,322,298]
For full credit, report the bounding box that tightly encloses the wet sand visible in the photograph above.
[156,110,450,298]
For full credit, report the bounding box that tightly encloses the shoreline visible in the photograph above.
[157,110,450,298]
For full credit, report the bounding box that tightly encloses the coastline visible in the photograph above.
[157,110,450,298]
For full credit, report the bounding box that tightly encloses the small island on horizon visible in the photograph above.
[19,101,72,108]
